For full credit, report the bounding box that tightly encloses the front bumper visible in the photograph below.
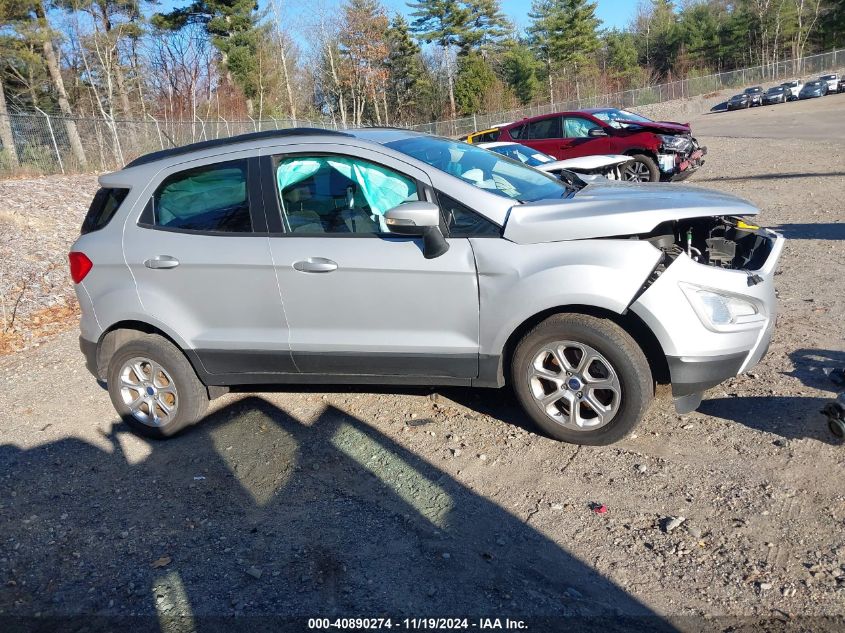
[661,142,707,182]
[630,230,785,400]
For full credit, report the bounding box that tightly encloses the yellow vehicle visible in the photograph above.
[465,127,501,144]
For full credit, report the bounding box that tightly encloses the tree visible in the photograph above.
[459,0,509,55]
[408,0,469,119]
[501,42,538,105]
[385,13,428,122]
[602,30,641,88]
[454,51,495,114]
[528,0,600,101]
[153,0,262,114]
[338,0,390,125]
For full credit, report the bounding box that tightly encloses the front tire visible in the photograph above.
[622,154,659,183]
[106,334,209,439]
[511,314,653,445]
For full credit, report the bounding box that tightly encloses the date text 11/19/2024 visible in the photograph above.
[308,618,528,630]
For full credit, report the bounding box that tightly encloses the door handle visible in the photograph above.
[144,255,180,269]
[293,257,338,273]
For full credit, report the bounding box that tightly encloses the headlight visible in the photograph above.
[681,284,762,330]
[658,134,691,151]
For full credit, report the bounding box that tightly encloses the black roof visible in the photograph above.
[124,127,351,168]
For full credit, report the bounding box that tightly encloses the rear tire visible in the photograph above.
[106,334,209,439]
[622,154,660,183]
[511,313,653,445]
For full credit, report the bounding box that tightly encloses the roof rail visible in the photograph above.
[124,127,351,168]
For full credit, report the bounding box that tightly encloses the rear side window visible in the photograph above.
[474,130,500,143]
[527,117,561,139]
[147,160,251,233]
[81,188,129,235]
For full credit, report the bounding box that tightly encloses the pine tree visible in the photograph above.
[407,0,469,119]
[528,0,600,102]
[459,0,509,55]
[501,42,538,105]
[153,0,262,114]
[454,52,495,114]
[385,13,428,122]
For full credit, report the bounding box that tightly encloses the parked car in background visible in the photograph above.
[727,93,751,110]
[464,127,505,144]
[71,128,783,445]
[781,80,803,99]
[477,141,634,181]
[743,86,764,106]
[485,108,706,183]
[762,85,789,105]
[799,80,828,99]
[819,73,839,93]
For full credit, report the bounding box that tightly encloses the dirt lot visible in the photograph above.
[0,96,844,630]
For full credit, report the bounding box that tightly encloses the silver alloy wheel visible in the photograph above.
[528,341,621,431]
[622,160,651,182]
[119,357,178,427]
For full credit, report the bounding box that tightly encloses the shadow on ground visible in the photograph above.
[787,349,845,390]
[699,395,836,444]
[767,223,845,240]
[0,396,676,631]
[696,172,845,184]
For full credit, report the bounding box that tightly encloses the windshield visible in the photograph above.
[386,136,573,202]
[484,144,554,167]
[805,81,823,88]
[745,87,762,93]
[821,75,836,80]
[766,87,784,93]
[590,109,653,129]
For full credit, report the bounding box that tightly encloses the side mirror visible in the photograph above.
[588,127,608,138]
[385,201,449,259]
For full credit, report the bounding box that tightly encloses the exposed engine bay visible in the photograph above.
[641,216,774,272]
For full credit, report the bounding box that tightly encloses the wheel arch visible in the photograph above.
[94,319,206,386]
[490,304,669,389]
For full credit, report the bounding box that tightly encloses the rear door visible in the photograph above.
[260,143,480,380]
[559,116,613,158]
[522,116,564,159]
[122,151,293,378]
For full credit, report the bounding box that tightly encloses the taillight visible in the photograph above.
[69,252,93,284]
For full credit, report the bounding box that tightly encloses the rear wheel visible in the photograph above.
[511,313,653,445]
[107,334,209,439]
[622,154,659,183]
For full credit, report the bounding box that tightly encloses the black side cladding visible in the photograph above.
[80,188,129,235]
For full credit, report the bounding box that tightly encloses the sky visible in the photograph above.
[151,0,640,37]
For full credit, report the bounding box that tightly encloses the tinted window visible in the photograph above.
[386,136,575,202]
[81,187,129,235]
[439,193,500,237]
[473,130,500,143]
[276,156,418,235]
[563,117,602,138]
[509,124,526,140]
[527,117,561,139]
[150,161,251,233]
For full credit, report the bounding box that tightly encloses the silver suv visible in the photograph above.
[71,128,784,444]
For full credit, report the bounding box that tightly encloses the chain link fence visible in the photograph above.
[1,48,842,178]
[409,48,845,137]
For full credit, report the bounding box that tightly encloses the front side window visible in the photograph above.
[509,124,526,140]
[439,193,500,237]
[150,160,251,233]
[276,156,419,234]
[386,136,575,202]
[563,117,603,138]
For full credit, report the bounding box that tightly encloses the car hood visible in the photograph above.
[537,154,631,173]
[502,180,759,244]
[617,119,691,134]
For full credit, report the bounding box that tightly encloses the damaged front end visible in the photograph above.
[629,215,785,412]
[657,134,707,181]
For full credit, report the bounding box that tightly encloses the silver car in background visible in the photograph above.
[477,141,633,181]
[71,129,784,445]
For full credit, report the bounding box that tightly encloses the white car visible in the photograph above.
[781,80,803,99]
[477,141,634,181]
[820,73,839,93]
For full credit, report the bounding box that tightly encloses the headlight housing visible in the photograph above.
[680,284,764,331]
[658,134,692,152]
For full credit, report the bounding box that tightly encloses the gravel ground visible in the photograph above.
[0,96,843,630]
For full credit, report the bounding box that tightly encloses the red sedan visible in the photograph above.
[488,108,707,182]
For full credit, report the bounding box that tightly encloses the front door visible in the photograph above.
[559,116,613,158]
[261,145,480,379]
[123,152,294,377]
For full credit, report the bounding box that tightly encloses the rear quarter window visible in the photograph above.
[81,188,129,235]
